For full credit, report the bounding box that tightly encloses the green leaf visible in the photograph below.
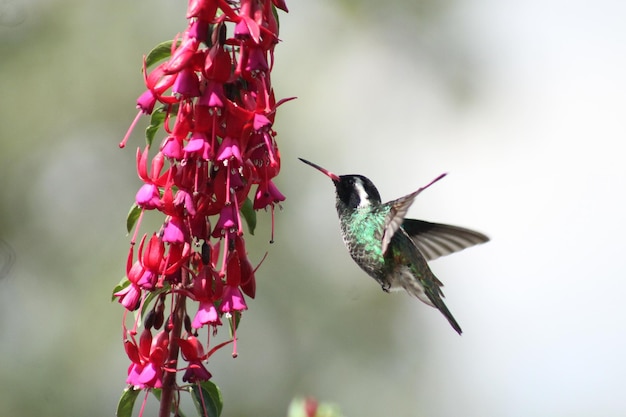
[126,203,142,234]
[150,388,161,399]
[190,381,223,417]
[145,106,167,148]
[111,276,130,302]
[116,387,140,417]
[145,41,174,69]
[240,197,257,235]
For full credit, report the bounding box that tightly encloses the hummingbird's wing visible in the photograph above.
[381,191,421,256]
[381,173,448,255]
[401,219,489,261]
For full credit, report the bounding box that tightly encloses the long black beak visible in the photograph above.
[298,158,341,182]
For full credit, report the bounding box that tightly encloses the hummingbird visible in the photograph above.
[299,158,489,334]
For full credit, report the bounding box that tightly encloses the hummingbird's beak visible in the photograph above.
[298,158,341,182]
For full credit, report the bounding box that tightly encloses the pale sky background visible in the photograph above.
[280,1,626,416]
[0,0,625,416]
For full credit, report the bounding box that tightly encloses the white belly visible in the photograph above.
[386,265,435,307]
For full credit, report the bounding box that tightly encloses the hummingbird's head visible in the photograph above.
[299,158,382,209]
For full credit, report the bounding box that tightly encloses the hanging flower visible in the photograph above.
[115,1,291,415]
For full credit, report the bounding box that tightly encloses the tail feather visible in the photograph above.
[430,295,463,335]
[392,230,463,334]
[397,268,463,335]
[423,274,462,335]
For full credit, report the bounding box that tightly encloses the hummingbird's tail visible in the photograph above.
[431,296,463,335]
[401,270,463,335]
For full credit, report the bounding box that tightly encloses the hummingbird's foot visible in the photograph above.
[381,282,391,293]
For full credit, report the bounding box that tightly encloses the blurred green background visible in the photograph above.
[1,0,625,416]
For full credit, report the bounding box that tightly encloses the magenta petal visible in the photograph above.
[115,283,141,310]
[192,301,219,328]
[198,81,224,108]
[253,113,271,131]
[136,184,160,209]
[137,362,158,385]
[163,217,186,243]
[244,47,269,73]
[220,285,247,313]
[161,136,183,159]
[172,67,200,97]
[136,270,156,290]
[136,90,157,114]
[212,205,237,237]
[183,191,196,215]
[216,137,242,163]
[253,180,285,209]
[174,190,196,216]
[267,181,285,202]
[126,363,143,386]
[184,132,207,152]
[234,19,250,38]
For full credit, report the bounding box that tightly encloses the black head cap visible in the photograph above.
[299,158,382,209]
[335,175,381,208]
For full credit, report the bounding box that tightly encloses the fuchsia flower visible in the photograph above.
[191,265,223,329]
[179,336,212,383]
[113,279,141,311]
[253,179,285,210]
[115,1,290,411]
[125,329,169,389]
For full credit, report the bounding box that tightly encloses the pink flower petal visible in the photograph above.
[192,301,220,329]
[163,217,186,243]
[220,285,247,313]
[136,184,161,209]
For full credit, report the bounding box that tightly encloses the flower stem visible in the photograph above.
[158,290,186,417]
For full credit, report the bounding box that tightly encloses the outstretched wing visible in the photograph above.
[402,219,489,261]
[380,173,447,255]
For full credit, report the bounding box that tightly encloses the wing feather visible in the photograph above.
[380,173,448,255]
[402,219,489,261]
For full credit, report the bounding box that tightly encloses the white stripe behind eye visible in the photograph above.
[353,178,371,208]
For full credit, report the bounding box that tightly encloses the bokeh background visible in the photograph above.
[1,0,625,416]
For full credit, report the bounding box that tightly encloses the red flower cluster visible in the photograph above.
[114,0,289,391]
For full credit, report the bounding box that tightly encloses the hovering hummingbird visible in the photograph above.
[299,158,489,334]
